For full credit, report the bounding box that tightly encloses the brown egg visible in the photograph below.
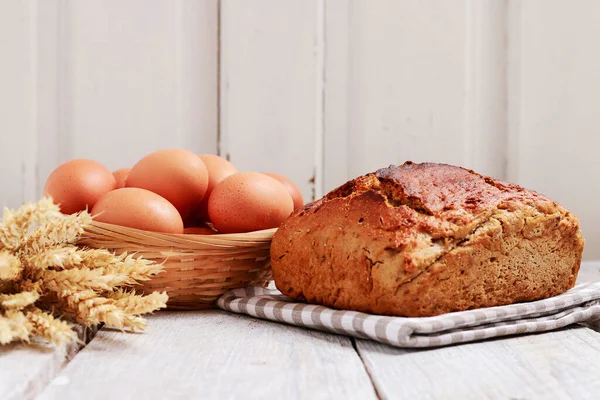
[263,172,304,210]
[184,226,217,235]
[92,188,183,234]
[126,149,208,219]
[194,154,238,220]
[112,168,131,189]
[208,172,294,233]
[200,154,238,194]
[44,159,116,214]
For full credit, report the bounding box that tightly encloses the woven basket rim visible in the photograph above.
[80,221,276,250]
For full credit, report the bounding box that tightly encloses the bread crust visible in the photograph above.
[270,162,584,317]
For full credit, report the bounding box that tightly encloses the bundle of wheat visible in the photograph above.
[0,198,168,345]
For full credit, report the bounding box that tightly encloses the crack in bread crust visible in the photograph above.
[392,210,499,296]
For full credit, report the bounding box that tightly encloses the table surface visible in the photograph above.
[2,262,600,400]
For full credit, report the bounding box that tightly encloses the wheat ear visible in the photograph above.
[0,290,40,310]
[0,310,33,344]
[23,247,163,281]
[26,309,75,344]
[21,211,92,255]
[23,245,83,270]
[58,290,146,331]
[108,290,168,315]
[109,254,164,281]
[37,268,134,293]
[0,250,22,280]
[0,198,61,250]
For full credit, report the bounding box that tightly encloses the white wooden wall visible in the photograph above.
[1,0,600,259]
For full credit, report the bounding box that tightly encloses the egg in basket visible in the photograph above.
[44,149,303,309]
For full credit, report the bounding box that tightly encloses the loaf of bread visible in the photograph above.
[270,162,584,317]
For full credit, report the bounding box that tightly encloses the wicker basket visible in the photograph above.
[78,221,276,310]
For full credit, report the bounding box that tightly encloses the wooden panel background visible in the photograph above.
[0,1,39,211]
[506,0,600,259]
[0,0,218,208]
[1,0,599,258]
[323,0,507,191]
[220,0,324,201]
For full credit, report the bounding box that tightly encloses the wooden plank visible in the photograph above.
[323,0,507,194]
[37,311,377,399]
[357,327,600,400]
[0,326,97,400]
[507,0,600,260]
[50,0,217,174]
[220,0,323,201]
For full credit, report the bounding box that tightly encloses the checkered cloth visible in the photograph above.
[217,282,600,348]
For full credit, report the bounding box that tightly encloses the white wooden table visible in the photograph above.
[2,262,600,400]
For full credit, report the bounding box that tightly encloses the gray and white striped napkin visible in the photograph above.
[217,282,600,348]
